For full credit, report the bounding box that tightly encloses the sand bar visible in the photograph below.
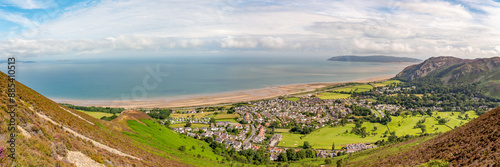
[56,75,393,108]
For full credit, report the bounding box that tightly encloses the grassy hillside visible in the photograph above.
[123,119,224,166]
[0,71,200,166]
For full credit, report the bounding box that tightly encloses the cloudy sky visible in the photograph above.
[1,0,500,60]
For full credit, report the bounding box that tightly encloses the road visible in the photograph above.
[244,124,256,143]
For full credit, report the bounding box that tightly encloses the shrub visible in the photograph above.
[178,145,186,151]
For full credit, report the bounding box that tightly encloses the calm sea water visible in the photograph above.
[5,56,412,101]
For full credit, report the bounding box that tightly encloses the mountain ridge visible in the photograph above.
[395,56,500,98]
[327,55,422,62]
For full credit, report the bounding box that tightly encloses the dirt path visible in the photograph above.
[28,106,141,160]
[59,106,95,125]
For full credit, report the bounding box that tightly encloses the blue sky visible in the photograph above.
[0,0,500,60]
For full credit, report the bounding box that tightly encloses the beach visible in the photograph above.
[56,75,393,108]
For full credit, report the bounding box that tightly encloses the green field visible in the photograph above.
[317,92,351,99]
[170,112,214,118]
[373,80,403,87]
[284,97,300,102]
[170,123,209,128]
[278,111,476,150]
[213,113,240,119]
[333,84,373,93]
[123,119,224,166]
[274,128,291,133]
[78,110,114,119]
[215,118,238,123]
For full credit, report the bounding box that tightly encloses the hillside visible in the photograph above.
[369,106,500,166]
[395,56,500,98]
[0,71,223,166]
[327,55,421,62]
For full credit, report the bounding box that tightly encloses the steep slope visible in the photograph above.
[395,56,500,98]
[395,56,466,80]
[368,107,500,166]
[0,72,190,166]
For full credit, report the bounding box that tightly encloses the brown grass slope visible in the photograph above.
[372,107,500,166]
[0,72,188,166]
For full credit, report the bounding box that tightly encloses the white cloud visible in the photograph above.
[1,0,500,59]
[496,46,500,52]
[259,37,286,49]
[396,1,473,19]
[220,36,258,49]
[0,0,55,9]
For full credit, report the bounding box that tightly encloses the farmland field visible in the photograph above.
[78,110,114,119]
[213,113,240,119]
[170,112,214,118]
[274,128,291,133]
[372,80,403,87]
[333,84,373,93]
[317,92,351,99]
[284,97,300,102]
[215,118,238,123]
[169,123,209,128]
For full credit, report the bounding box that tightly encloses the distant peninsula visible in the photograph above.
[328,55,421,63]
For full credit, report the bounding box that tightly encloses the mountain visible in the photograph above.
[327,55,422,62]
[370,106,500,166]
[395,56,500,98]
[0,71,222,166]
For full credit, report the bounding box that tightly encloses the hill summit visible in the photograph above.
[395,56,500,98]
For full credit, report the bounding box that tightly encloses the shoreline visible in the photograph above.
[55,75,394,108]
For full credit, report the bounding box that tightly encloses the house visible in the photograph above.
[242,142,252,150]
[269,154,279,161]
[185,127,192,132]
[215,137,224,143]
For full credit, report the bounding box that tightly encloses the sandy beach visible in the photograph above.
[56,75,393,108]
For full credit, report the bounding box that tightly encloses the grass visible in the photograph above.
[317,92,351,100]
[332,84,373,93]
[170,123,209,128]
[213,113,240,119]
[215,118,238,123]
[284,97,300,102]
[372,80,403,87]
[123,119,223,166]
[170,112,214,119]
[274,128,291,133]
[278,123,386,150]
[78,110,114,119]
[339,135,436,166]
[278,111,476,150]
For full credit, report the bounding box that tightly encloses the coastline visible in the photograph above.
[55,75,393,108]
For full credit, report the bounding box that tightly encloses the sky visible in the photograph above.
[1,0,500,60]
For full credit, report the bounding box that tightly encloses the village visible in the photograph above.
[167,84,494,161]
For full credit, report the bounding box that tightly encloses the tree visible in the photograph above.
[185,122,192,127]
[278,153,288,162]
[426,109,433,116]
[286,148,296,161]
[303,141,311,149]
[331,142,335,151]
[337,159,343,167]
[325,158,332,164]
[296,150,306,160]
[438,118,448,124]
[420,126,426,134]
[305,149,315,158]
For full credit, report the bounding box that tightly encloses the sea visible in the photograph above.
[3,55,413,101]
